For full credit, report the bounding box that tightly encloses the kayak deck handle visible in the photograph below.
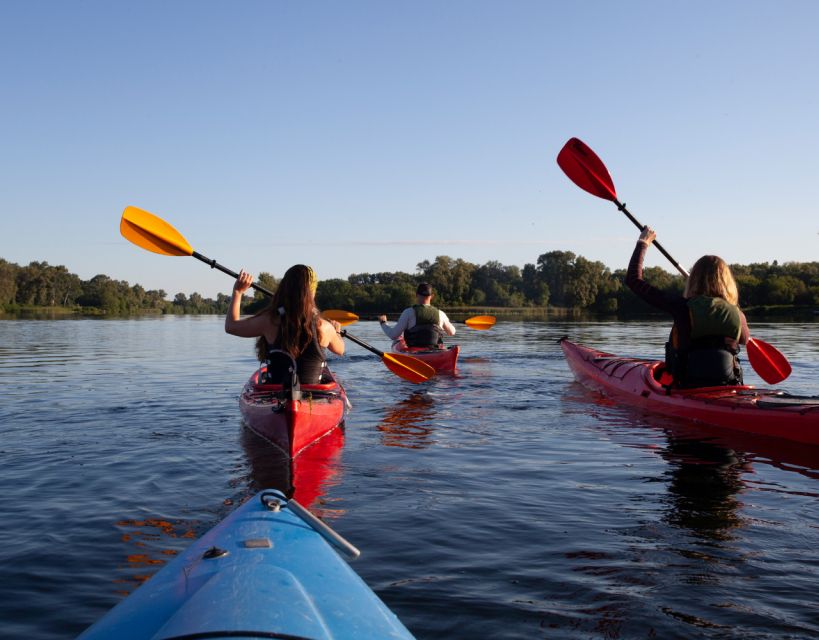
[260,490,361,560]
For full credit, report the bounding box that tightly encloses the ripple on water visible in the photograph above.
[1,318,818,639]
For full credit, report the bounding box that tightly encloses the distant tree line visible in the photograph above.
[317,253,819,316]
[0,258,227,315]
[3,254,819,317]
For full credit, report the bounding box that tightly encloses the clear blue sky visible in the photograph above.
[2,1,817,299]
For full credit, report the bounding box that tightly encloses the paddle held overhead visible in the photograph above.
[120,206,435,383]
[556,138,791,384]
[121,205,274,296]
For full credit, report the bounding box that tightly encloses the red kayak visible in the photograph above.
[392,339,459,373]
[239,366,349,458]
[560,338,819,445]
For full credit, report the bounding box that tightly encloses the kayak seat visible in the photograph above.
[253,365,338,395]
[264,350,300,387]
[652,363,674,387]
[395,338,445,353]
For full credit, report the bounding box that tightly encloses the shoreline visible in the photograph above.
[4,305,818,322]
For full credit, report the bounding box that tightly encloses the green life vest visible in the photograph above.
[664,296,744,388]
[687,296,742,342]
[404,304,444,348]
[412,304,440,326]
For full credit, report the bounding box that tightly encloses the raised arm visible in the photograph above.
[625,228,680,315]
[225,270,270,338]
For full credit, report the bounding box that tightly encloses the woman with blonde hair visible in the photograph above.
[626,227,749,388]
[225,264,344,385]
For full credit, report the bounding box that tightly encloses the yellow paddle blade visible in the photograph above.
[383,353,436,383]
[322,309,359,326]
[465,315,496,330]
[120,206,194,257]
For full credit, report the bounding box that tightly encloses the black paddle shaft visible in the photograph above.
[192,251,275,297]
[613,199,689,278]
[339,330,385,357]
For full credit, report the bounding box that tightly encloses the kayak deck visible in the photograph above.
[78,490,415,640]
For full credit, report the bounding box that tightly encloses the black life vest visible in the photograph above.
[665,296,744,388]
[404,304,445,348]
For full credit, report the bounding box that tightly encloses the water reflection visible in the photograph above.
[650,420,819,485]
[6,318,819,640]
[658,435,749,540]
[239,426,346,512]
[113,518,198,595]
[377,391,437,449]
[563,379,819,484]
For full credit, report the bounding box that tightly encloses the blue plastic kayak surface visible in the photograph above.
[78,490,415,640]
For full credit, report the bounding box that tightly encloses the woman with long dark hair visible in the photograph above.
[225,264,344,384]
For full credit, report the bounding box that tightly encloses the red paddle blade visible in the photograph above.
[747,337,792,384]
[557,137,618,202]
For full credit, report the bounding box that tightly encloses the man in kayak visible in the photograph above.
[378,282,456,349]
[626,227,749,388]
[225,264,344,384]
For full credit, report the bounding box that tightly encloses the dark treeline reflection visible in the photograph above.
[659,435,748,540]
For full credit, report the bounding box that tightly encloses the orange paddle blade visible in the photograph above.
[747,337,791,384]
[322,310,359,326]
[383,353,436,383]
[120,206,194,257]
[464,315,496,330]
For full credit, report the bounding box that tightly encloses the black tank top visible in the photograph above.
[266,315,326,385]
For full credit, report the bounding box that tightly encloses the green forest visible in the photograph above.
[2,253,818,318]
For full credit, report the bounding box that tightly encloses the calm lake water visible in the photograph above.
[1,316,818,639]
